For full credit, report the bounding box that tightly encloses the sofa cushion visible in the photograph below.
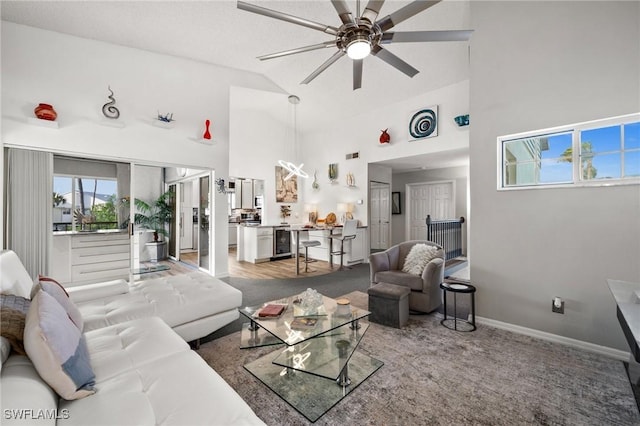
[77,272,242,333]
[0,250,33,299]
[32,277,83,330]
[401,243,438,275]
[58,350,265,426]
[375,270,424,291]
[0,354,59,426]
[0,294,31,355]
[24,291,96,400]
[84,317,189,382]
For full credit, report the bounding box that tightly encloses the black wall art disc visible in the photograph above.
[408,106,438,140]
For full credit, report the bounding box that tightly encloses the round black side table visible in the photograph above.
[440,281,476,332]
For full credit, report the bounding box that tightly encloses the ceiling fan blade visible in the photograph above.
[371,45,419,78]
[376,0,441,32]
[381,30,473,43]
[301,50,346,85]
[331,0,356,26]
[238,1,339,36]
[353,59,363,90]
[361,0,385,24]
[258,40,337,61]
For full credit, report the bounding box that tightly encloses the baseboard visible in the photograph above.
[475,315,630,362]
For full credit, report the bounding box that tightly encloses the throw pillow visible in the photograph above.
[1,336,11,364]
[0,294,31,355]
[31,275,83,331]
[402,244,438,276]
[23,291,96,400]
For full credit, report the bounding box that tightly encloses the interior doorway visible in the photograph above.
[406,180,455,240]
[369,181,391,251]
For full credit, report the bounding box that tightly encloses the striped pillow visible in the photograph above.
[24,291,96,400]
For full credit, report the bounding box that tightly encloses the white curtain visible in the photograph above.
[7,148,52,279]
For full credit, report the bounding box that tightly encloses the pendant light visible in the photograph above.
[278,94,308,180]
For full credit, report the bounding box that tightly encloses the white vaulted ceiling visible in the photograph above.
[1,0,471,137]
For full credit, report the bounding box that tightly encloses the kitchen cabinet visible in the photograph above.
[241,180,253,209]
[298,227,368,266]
[228,223,238,246]
[239,226,273,263]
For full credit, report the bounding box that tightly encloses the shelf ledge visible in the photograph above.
[27,117,59,128]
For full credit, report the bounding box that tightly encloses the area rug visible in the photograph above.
[197,291,639,425]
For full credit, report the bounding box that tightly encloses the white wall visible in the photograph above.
[303,80,470,226]
[1,22,283,277]
[392,165,468,248]
[470,1,640,350]
[229,87,298,226]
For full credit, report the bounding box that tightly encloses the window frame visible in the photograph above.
[53,174,119,232]
[497,113,640,190]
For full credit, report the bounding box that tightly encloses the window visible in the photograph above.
[53,175,119,231]
[499,114,640,189]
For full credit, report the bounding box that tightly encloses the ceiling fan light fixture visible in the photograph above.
[346,38,371,60]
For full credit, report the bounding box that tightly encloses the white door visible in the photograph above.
[407,181,454,240]
[370,182,390,250]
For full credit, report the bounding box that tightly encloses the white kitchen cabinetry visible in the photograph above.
[51,231,130,286]
[300,227,368,266]
[239,226,273,263]
[228,223,238,246]
[241,180,253,209]
[344,227,367,265]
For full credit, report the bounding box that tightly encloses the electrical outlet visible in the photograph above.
[552,297,564,314]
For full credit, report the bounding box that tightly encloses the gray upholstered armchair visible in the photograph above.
[369,240,444,313]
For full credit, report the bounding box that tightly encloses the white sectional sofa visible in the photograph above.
[68,272,242,342]
[0,250,265,425]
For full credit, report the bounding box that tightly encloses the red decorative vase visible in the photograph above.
[203,119,211,140]
[34,103,57,121]
[379,129,390,144]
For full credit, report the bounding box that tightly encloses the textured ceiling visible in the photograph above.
[1,0,471,170]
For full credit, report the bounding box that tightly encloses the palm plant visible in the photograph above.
[134,190,173,242]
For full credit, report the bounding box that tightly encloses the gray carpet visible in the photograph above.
[197,291,640,425]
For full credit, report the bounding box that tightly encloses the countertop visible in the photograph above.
[53,229,128,236]
[607,279,640,361]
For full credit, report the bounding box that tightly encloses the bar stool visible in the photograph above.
[330,219,358,271]
[300,240,321,272]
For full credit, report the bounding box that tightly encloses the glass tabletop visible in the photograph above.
[239,294,370,347]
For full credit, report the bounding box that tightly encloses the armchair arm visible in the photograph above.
[369,251,390,283]
[67,279,129,303]
[421,258,444,292]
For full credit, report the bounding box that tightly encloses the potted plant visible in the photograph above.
[133,191,173,262]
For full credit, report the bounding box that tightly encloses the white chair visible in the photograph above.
[300,240,321,272]
[330,219,358,271]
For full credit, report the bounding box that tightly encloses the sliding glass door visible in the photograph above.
[199,175,210,270]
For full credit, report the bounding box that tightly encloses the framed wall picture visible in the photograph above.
[392,192,402,215]
[275,165,298,203]
[408,105,438,141]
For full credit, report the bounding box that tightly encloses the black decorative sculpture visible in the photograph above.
[102,86,120,119]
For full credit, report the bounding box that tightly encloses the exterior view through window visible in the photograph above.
[53,176,118,231]
[500,115,640,189]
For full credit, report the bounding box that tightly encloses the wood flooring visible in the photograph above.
[227,247,336,279]
[137,247,337,281]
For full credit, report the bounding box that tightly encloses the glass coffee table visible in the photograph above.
[239,294,383,422]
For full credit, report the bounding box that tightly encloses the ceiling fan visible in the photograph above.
[237,0,472,90]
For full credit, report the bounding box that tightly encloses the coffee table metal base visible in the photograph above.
[245,349,383,422]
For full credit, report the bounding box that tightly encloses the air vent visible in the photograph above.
[346,152,360,160]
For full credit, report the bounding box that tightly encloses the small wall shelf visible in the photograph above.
[151,120,174,129]
[97,118,125,128]
[27,117,59,128]
[189,137,215,145]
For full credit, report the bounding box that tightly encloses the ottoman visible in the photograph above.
[368,282,411,328]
